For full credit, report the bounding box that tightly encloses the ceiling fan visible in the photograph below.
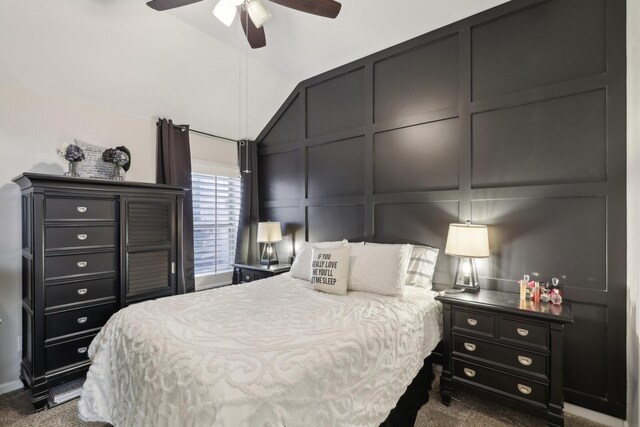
[146,0,342,49]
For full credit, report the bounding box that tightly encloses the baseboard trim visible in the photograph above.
[565,403,626,427]
[0,380,23,396]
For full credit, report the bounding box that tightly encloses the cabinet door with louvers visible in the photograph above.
[122,197,176,305]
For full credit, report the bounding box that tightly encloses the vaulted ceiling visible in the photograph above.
[0,0,509,139]
[167,0,510,81]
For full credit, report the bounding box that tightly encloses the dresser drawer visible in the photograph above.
[45,251,116,281]
[453,309,494,337]
[46,303,117,340]
[45,277,117,309]
[499,318,549,350]
[453,359,547,406]
[45,197,116,222]
[46,334,95,373]
[452,334,548,379]
[46,225,117,251]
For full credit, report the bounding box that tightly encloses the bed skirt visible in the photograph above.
[380,355,434,427]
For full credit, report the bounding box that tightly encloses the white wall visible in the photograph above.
[0,0,294,391]
[627,0,640,425]
[0,0,295,142]
[0,84,162,390]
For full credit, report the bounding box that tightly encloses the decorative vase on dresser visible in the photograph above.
[13,173,187,411]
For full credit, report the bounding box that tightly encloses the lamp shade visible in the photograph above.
[445,223,490,258]
[257,222,282,243]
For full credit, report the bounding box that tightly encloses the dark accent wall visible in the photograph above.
[256,0,626,417]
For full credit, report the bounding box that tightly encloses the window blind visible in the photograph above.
[192,173,241,280]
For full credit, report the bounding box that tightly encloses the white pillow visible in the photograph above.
[290,240,346,281]
[405,245,439,289]
[348,243,413,296]
[311,246,351,295]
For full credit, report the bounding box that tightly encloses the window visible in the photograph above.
[192,172,241,289]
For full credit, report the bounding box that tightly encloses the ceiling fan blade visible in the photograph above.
[241,9,267,49]
[267,0,341,18]
[146,0,204,11]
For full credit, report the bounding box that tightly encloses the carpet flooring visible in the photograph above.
[0,377,604,426]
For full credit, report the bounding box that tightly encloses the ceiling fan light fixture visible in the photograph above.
[213,0,237,27]
[246,0,271,28]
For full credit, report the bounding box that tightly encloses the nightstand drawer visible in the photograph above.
[46,225,117,251]
[46,302,117,340]
[499,318,549,350]
[452,334,548,379]
[45,197,116,222]
[452,359,547,405]
[453,309,494,337]
[240,269,255,282]
[232,263,292,285]
[252,270,272,281]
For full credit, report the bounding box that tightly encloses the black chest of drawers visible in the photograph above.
[13,173,187,411]
[435,290,573,427]
[232,263,292,284]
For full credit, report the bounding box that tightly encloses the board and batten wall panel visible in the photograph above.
[307,137,365,198]
[257,0,626,417]
[374,119,460,193]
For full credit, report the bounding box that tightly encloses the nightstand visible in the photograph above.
[435,290,573,427]
[232,263,292,284]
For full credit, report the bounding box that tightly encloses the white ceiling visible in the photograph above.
[0,0,509,139]
[167,0,510,82]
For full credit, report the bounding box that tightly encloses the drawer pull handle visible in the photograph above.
[245,275,250,280]
[517,384,532,395]
[518,356,533,366]
[517,328,529,336]
[77,234,88,240]
[77,347,88,354]
[77,317,88,324]
[463,368,476,378]
[77,288,88,295]
[77,207,87,213]
[467,318,478,326]
[77,261,87,268]
[464,342,476,352]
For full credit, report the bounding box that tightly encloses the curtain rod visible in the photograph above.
[168,123,238,144]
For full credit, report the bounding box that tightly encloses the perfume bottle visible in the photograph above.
[522,275,531,300]
[550,278,562,305]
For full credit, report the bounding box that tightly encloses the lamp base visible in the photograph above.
[260,243,279,266]
[453,258,481,293]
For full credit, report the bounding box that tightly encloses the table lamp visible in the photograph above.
[445,221,490,293]
[257,221,282,265]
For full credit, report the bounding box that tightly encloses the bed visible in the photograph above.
[78,273,442,426]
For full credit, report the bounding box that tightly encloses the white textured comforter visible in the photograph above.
[78,274,442,427]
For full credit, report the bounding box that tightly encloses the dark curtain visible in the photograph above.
[156,118,195,294]
[234,139,259,270]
